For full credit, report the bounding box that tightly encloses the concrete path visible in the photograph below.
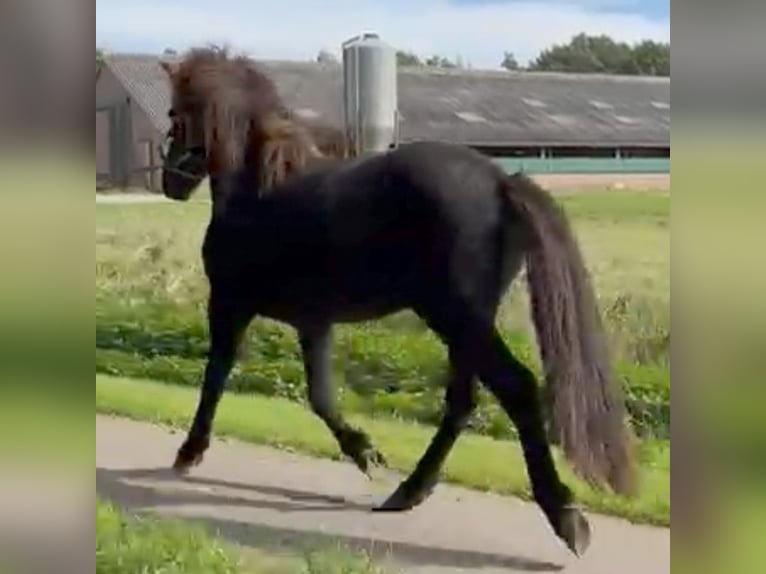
[96,415,669,574]
[95,192,172,204]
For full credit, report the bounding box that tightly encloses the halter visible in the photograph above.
[159,132,206,181]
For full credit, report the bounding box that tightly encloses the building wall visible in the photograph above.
[96,66,163,191]
[129,104,163,191]
[96,67,130,187]
[473,143,670,175]
[96,109,111,182]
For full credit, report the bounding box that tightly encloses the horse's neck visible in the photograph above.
[210,166,268,218]
[208,169,257,218]
[209,145,341,219]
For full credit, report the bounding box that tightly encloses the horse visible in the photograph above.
[158,46,637,557]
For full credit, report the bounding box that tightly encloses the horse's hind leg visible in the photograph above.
[478,327,591,556]
[376,346,476,511]
[173,293,251,473]
[299,324,386,476]
[374,243,507,512]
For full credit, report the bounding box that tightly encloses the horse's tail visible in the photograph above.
[501,172,637,496]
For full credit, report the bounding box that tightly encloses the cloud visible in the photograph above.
[96,0,669,69]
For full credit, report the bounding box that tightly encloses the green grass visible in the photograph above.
[97,498,248,574]
[96,374,670,526]
[97,498,387,574]
[96,190,670,439]
[94,311,669,440]
[95,191,670,369]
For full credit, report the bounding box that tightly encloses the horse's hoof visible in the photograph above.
[353,447,388,477]
[372,480,434,513]
[367,448,388,470]
[172,451,203,475]
[557,505,591,557]
[340,429,388,477]
[373,486,414,512]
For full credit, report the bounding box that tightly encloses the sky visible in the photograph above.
[96,0,669,70]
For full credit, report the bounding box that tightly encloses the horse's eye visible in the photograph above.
[168,109,177,119]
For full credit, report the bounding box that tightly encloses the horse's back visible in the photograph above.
[208,140,522,322]
[312,140,517,277]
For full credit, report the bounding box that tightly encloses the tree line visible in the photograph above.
[392,33,669,76]
[97,33,669,78]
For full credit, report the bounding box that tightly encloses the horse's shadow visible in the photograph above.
[96,466,564,572]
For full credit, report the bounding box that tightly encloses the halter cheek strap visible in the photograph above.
[160,132,206,180]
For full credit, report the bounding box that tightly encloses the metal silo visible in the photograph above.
[342,33,399,156]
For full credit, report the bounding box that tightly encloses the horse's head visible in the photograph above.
[159,46,349,206]
[159,118,208,202]
[158,45,288,202]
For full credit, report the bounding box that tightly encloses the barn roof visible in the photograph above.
[102,53,670,148]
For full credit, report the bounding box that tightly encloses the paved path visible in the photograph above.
[96,415,669,574]
[96,193,181,204]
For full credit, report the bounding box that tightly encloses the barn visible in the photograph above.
[96,52,670,192]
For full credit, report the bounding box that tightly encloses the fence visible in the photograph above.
[493,156,670,175]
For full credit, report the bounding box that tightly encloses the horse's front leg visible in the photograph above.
[173,294,251,473]
[299,323,387,476]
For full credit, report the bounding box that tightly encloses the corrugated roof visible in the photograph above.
[102,53,670,148]
[104,54,173,134]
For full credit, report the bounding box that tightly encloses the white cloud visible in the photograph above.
[96,0,669,69]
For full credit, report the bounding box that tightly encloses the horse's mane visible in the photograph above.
[166,45,354,191]
[299,121,355,160]
[256,116,338,188]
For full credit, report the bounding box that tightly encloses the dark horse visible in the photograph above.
[158,47,637,557]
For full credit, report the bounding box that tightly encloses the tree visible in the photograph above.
[397,50,465,69]
[631,40,670,76]
[425,55,459,68]
[396,50,423,67]
[525,33,669,76]
[316,49,338,64]
[529,33,611,74]
[500,51,519,71]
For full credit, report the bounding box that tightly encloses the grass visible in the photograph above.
[96,190,671,439]
[97,498,388,574]
[96,374,670,526]
[95,190,670,369]
[94,310,669,440]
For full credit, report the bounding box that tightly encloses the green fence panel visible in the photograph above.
[494,157,670,174]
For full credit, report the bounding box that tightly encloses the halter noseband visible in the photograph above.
[160,134,206,181]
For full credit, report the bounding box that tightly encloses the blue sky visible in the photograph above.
[453,0,668,19]
[96,0,669,69]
